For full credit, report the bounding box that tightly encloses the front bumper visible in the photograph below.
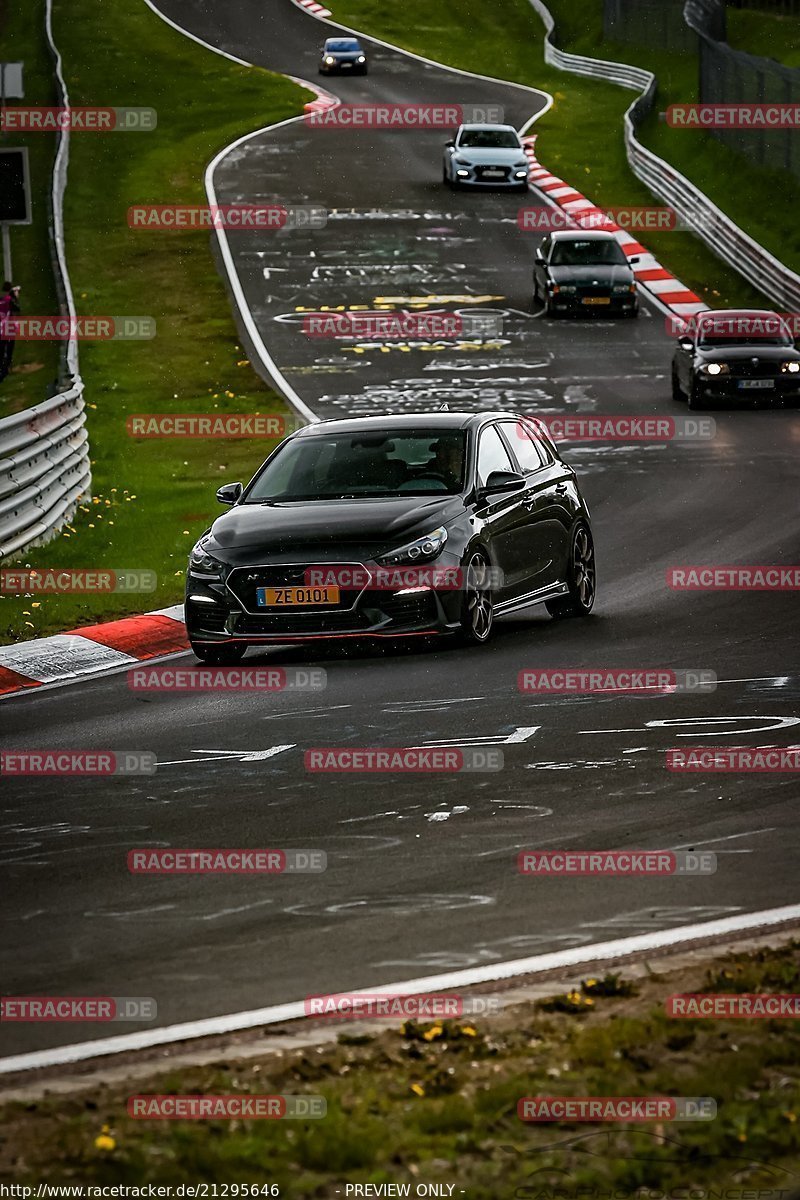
[696,375,800,403]
[549,291,638,315]
[320,60,366,73]
[452,164,528,188]
[185,567,463,643]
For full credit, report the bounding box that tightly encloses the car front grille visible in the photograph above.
[233,610,369,636]
[475,165,511,181]
[226,563,366,614]
[726,359,782,377]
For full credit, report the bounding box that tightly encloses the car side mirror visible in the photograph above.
[445,138,455,147]
[678,336,693,352]
[534,248,544,261]
[216,481,243,505]
[629,256,640,265]
[479,470,526,500]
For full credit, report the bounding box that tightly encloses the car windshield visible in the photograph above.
[698,319,793,348]
[245,429,468,502]
[326,40,360,51]
[550,239,628,266]
[458,129,520,148]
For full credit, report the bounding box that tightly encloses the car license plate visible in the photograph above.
[582,297,611,305]
[737,379,774,389]
[341,62,352,68]
[256,586,341,607]
[483,169,504,177]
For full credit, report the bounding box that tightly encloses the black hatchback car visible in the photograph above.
[671,309,800,409]
[319,37,368,74]
[185,413,596,663]
[533,230,639,317]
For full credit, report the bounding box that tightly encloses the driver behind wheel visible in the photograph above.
[420,438,463,491]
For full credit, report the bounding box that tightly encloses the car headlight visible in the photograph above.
[357,54,366,62]
[324,55,335,63]
[188,542,223,578]
[781,361,800,373]
[554,285,576,294]
[613,284,636,293]
[376,526,448,566]
[702,362,730,376]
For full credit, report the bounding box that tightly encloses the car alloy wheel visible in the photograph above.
[459,550,494,644]
[546,523,596,618]
[190,641,247,665]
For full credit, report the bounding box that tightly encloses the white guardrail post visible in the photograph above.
[0,0,91,561]
[526,0,800,312]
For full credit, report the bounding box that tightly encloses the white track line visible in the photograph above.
[2,904,798,1075]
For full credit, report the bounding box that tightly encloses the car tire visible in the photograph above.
[190,641,247,665]
[458,550,494,644]
[545,295,558,318]
[687,378,707,411]
[545,523,596,619]
[442,163,452,187]
[671,365,685,402]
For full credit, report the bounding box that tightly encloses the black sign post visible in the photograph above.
[0,148,31,281]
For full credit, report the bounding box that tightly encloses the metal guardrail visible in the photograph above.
[526,0,800,311]
[0,0,91,561]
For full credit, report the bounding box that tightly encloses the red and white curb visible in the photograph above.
[0,604,187,698]
[295,0,332,18]
[523,136,708,322]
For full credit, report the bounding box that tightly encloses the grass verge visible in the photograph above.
[726,7,800,66]
[0,0,310,643]
[1,941,798,1191]
[333,0,799,287]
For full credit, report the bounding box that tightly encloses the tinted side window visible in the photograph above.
[501,422,547,473]
[476,425,514,487]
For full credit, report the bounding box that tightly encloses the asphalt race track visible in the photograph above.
[1,0,799,1062]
